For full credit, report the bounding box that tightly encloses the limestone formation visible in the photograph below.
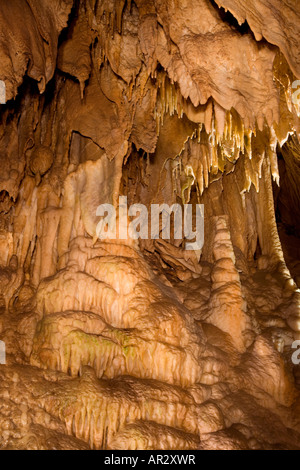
[0,0,300,450]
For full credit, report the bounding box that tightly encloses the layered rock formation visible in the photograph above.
[0,0,300,450]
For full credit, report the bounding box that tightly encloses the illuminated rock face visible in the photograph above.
[0,0,300,451]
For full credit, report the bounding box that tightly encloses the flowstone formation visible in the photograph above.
[0,0,300,450]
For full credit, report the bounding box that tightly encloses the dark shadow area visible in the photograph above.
[274,136,300,286]
[209,0,252,35]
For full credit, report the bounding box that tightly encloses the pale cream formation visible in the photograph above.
[0,0,300,450]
